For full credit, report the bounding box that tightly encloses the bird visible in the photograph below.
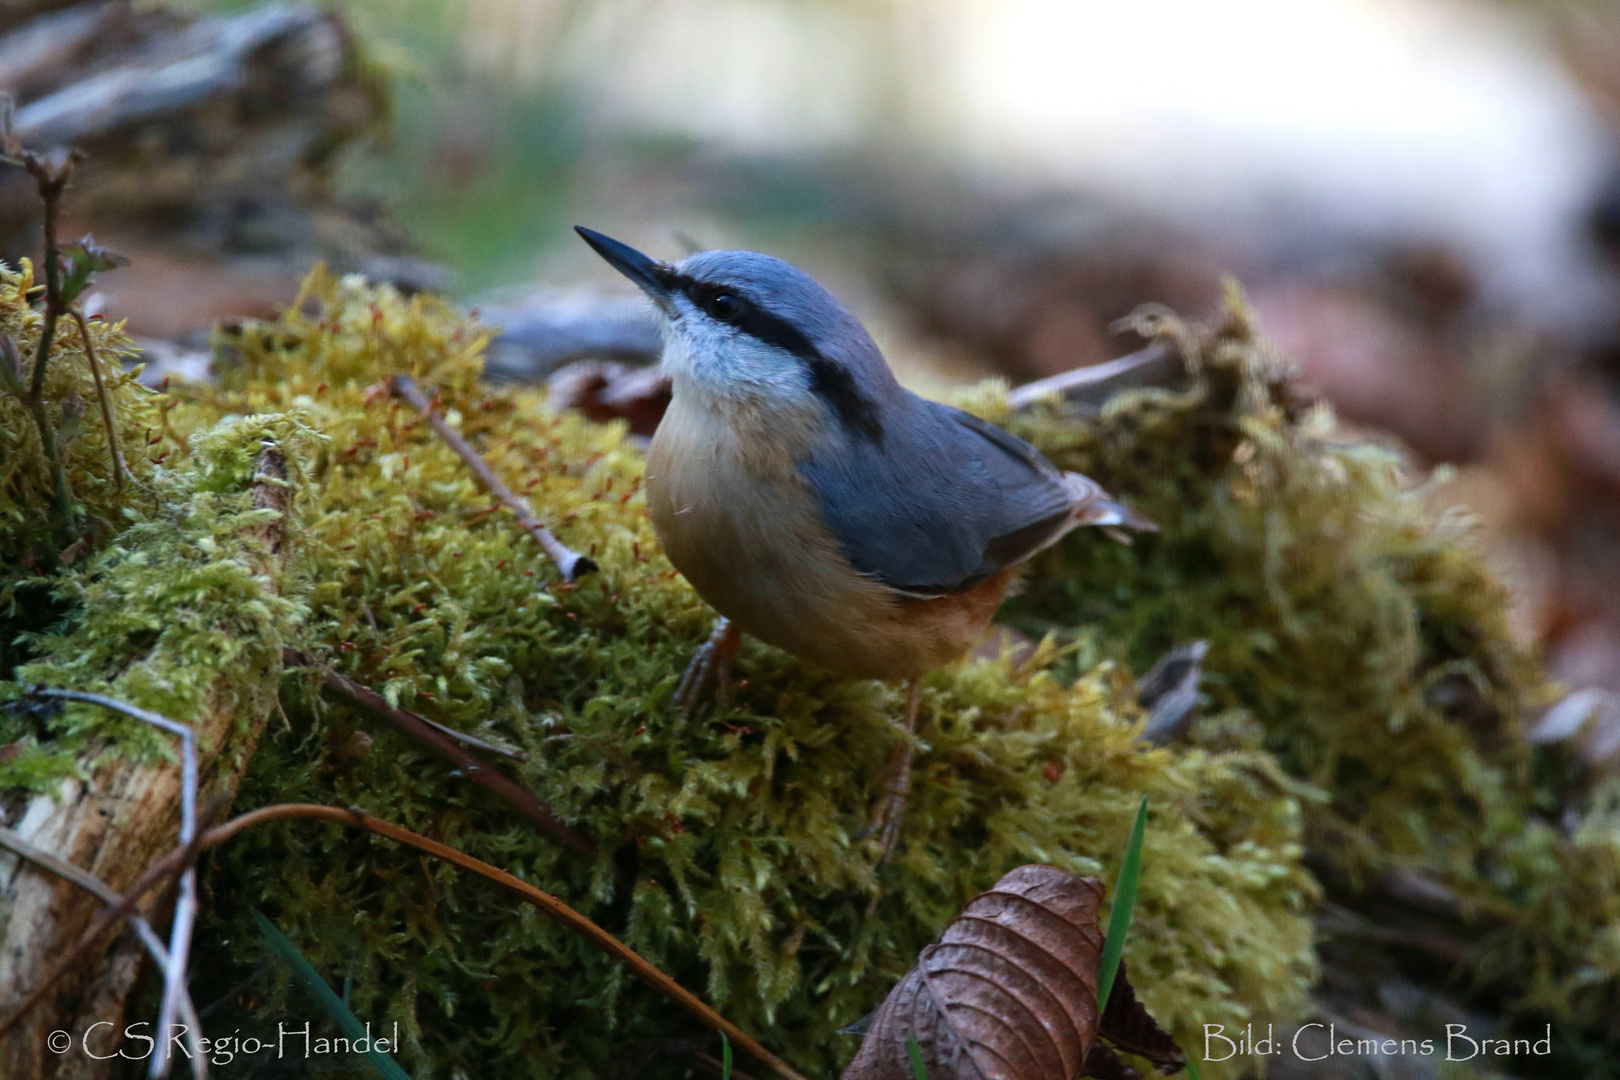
[575,226,1156,860]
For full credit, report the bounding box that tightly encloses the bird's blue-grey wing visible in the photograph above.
[797,399,1082,596]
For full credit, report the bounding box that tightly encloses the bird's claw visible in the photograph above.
[670,617,740,714]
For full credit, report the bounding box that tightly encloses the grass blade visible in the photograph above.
[721,1031,733,1080]
[253,911,411,1080]
[1097,796,1148,1013]
[906,1032,929,1079]
[1186,1055,1204,1079]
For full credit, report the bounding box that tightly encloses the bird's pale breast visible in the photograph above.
[646,392,1012,680]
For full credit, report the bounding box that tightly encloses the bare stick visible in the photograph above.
[2,803,808,1080]
[0,828,208,1077]
[414,714,529,761]
[388,374,596,582]
[23,151,74,407]
[1006,342,1178,411]
[72,308,128,491]
[284,650,593,856]
[18,150,84,538]
[27,687,199,1078]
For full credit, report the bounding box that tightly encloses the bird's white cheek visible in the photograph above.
[661,321,812,408]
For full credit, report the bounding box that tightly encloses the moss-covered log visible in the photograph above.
[0,427,298,1076]
[0,257,306,1074]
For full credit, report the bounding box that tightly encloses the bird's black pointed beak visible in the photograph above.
[575,226,671,300]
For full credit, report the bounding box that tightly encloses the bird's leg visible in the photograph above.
[869,677,922,864]
[670,616,741,713]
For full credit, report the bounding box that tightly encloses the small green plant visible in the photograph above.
[253,911,410,1080]
[1097,796,1148,1012]
[721,1031,733,1080]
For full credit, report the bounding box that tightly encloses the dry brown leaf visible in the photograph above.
[842,865,1105,1080]
[843,865,1187,1080]
[1093,960,1185,1075]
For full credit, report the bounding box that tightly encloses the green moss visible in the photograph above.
[10,264,1609,1076]
[987,293,1619,1040]
[164,270,1315,1078]
[0,259,303,791]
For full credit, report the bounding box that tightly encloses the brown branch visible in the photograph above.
[388,374,596,582]
[72,308,127,491]
[284,649,593,856]
[1,804,807,1080]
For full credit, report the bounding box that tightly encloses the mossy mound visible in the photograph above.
[6,263,1607,1077]
[0,258,303,796]
[154,270,1316,1078]
[987,297,1620,1044]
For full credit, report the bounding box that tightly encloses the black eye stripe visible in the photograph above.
[660,270,884,443]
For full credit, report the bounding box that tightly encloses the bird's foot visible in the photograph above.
[670,617,741,714]
[866,678,922,865]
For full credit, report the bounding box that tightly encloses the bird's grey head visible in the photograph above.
[576,226,896,442]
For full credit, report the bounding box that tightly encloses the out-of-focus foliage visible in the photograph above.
[984,292,1620,1044]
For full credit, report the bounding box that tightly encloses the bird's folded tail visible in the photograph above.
[1063,472,1158,544]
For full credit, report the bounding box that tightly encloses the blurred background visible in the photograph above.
[3,0,1619,768]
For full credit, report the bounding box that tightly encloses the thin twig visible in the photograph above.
[285,649,592,855]
[27,687,200,1078]
[23,152,71,407]
[72,308,127,491]
[1,803,809,1080]
[1005,342,1177,411]
[414,713,529,761]
[388,374,596,582]
[19,150,82,539]
[0,827,208,1078]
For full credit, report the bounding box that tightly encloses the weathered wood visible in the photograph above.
[0,446,292,1079]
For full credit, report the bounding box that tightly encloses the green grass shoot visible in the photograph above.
[1186,1055,1204,1079]
[907,1032,929,1079]
[1097,796,1149,1013]
[721,1031,733,1080]
[253,910,411,1080]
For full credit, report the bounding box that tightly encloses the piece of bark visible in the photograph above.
[0,445,293,1079]
[1133,641,1209,745]
[546,359,672,437]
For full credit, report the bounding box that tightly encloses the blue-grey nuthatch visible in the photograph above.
[576,227,1155,857]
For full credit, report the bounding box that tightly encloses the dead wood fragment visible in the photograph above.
[546,358,671,438]
[1133,641,1208,745]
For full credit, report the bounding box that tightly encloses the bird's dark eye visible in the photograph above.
[706,291,743,323]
